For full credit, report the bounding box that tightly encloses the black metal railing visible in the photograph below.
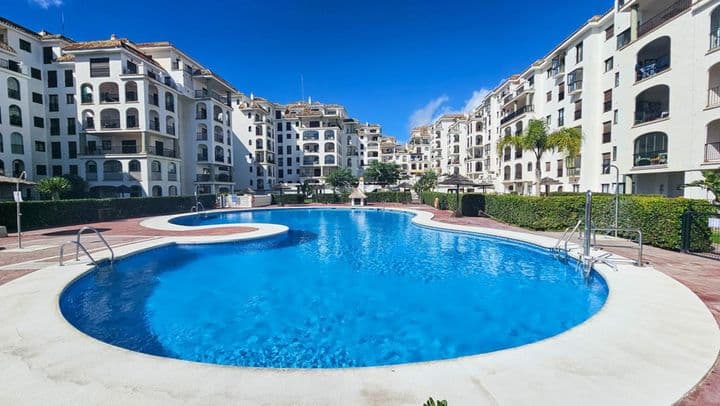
[638,0,691,38]
[100,119,120,129]
[0,58,21,73]
[705,142,720,162]
[711,30,720,51]
[500,104,534,125]
[633,149,668,166]
[7,89,20,100]
[708,86,720,108]
[568,81,583,93]
[636,56,670,81]
[100,93,119,103]
[681,210,720,260]
[634,109,668,124]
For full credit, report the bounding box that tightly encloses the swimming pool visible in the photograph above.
[60,208,608,368]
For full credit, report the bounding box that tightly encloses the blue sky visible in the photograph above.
[10,0,610,141]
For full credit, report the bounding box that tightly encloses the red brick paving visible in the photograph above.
[0,204,717,404]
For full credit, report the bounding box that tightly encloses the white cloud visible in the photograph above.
[408,95,449,129]
[462,88,490,113]
[29,0,63,9]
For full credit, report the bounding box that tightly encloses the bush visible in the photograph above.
[314,193,348,204]
[271,194,304,205]
[0,195,216,232]
[421,192,450,210]
[366,191,411,203]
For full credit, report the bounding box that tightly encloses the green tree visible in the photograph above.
[36,176,71,200]
[413,171,438,195]
[364,161,400,186]
[684,170,720,205]
[497,119,582,196]
[325,167,357,193]
[62,174,88,199]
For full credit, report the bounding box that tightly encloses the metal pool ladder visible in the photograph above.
[553,220,583,260]
[58,226,115,267]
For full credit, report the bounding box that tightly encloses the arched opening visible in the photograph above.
[197,144,208,161]
[514,163,522,179]
[128,159,141,180]
[708,62,720,108]
[0,160,5,176]
[711,6,720,50]
[10,132,23,154]
[151,185,162,197]
[165,93,174,112]
[7,77,20,100]
[81,84,94,104]
[302,130,319,141]
[196,124,208,140]
[705,119,720,162]
[196,102,207,119]
[148,110,160,131]
[324,130,335,140]
[214,126,223,143]
[227,150,232,164]
[85,161,98,180]
[503,165,511,181]
[214,146,225,162]
[148,84,159,106]
[12,159,24,178]
[103,160,123,181]
[634,85,669,124]
[324,142,335,153]
[503,146,511,161]
[166,116,175,135]
[100,108,120,129]
[324,155,335,165]
[226,130,232,145]
[124,81,138,102]
[633,132,668,166]
[303,142,319,153]
[636,36,671,81]
[213,105,223,123]
[168,185,178,196]
[99,82,119,103]
[168,162,177,181]
[9,105,22,127]
[82,110,94,130]
[151,160,162,181]
[126,108,139,128]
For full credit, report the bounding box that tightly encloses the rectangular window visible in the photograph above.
[68,141,77,158]
[604,57,614,72]
[36,165,47,176]
[19,39,31,52]
[602,121,612,143]
[90,58,110,77]
[557,108,564,127]
[558,83,565,101]
[601,184,610,193]
[50,118,60,135]
[275,111,282,119]
[603,89,613,112]
[34,116,45,128]
[49,94,59,112]
[67,118,76,135]
[602,153,611,173]
[32,92,43,104]
[613,109,619,124]
[43,46,54,64]
[66,94,75,104]
[35,141,46,152]
[617,28,631,49]
[546,91,552,102]
[47,70,57,88]
[545,161,551,172]
[64,70,73,87]
[612,146,617,161]
[51,142,61,159]
[575,42,583,63]
[605,25,614,40]
[614,72,620,87]
[69,164,78,175]
[574,100,582,120]
[52,165,62,176]
[556,159,564,177]
[31,67,41,80]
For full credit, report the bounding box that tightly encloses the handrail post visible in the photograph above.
[584,190,592,258]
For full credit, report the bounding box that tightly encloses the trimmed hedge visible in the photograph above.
[273,191,412,205]
[271,194,305,205]
[0,195,216,232]
[366,191,411,203]
[421,192,450,210]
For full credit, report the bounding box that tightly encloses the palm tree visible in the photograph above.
[36,176,71,200]
[683,170,720,205]
[497,119,582,196]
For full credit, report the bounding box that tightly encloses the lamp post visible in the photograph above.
[609,164,620,237]
[15,171,26,249]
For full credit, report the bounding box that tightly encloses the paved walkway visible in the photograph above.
[0,204,718,404]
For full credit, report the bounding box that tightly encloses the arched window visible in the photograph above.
[324,130,335,140]
[712,6,720,50]
[151,160,162,181]
[0,160,5,176]
[9,105,22,127]
[7,77,20,100]
[168,162,177,181]
[166,116,175,135]
[634,85,670,124]
[168,185,178,196]
[226,130,232,145]
[148,110,160,131]
[709,62,720,108]
[151,185,162,197]
[503,165,511,181]
[85,160,97,180]
[0,133,3,153]
[634,132,668,167]
[12,159,24,178]
[148,84,159,106]
[165,93,174,112]
[103,160,122,181]
[197,144,208,161]
[126,108,139,128]
[196,124,208,140]
[81,84,93,103]
[213,105,223,123]
[324,142,335,153]
[215,146,225,162]
[99,82,119,103]
[324,155,335,165]
[128,159,141,173]
[100,109,120,129]
[514,163,522,179]
[196,102,207,119]
[636,36,671,81]
[227,150,232,164]
[125,81,138,102]
[10,132,23,154]
[82,110,95,130]
[214,126,223,142]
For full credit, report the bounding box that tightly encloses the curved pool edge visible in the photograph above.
[0,207,718,405]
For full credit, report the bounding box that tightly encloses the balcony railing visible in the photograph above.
[197,154,208,162]
[100,93,120,103]
[7,89,20,100]
[215,174,233,182]
[196,132,208,141]
[568,81,582,94]
[80,145,177,158]
[705,142,720,162]
[103,172,123,181]
[567,167,581,177]
[10,116,22,127]
[711,30,720,51]
[708,86,720,108]
[100,119,120,129]
[634,109,669,125]
[147,146,178,158]
[500,104,534,125]
[638,0,691,38]
[196,174,211,182]
[636,56,670,81]
[194,89,228,105]
[0,58,22,73]
[150,172,162,181]
[633,150,668,166]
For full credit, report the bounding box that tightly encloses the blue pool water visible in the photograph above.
[60,209,608,368]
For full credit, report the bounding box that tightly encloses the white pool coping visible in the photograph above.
[0,206,718,405]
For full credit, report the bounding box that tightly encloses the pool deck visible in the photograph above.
[0,204,719,405]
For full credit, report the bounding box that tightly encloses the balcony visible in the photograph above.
[194,89,228,105]
[215,173,233,182]
[100,119,120,129]
[100,92,120,103]
[0,58,23,74]
[197,154,208,162]
[150,171,162,181]
[80,145,178,158]
[637,0,691,38]
[633,150,668,166]
[197,131,208,141]
[500,104,534,125]
[706,142,720,162]
[568,81,582,95]
[103,172,123,181]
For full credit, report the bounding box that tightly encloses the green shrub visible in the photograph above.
[0,195,215,232]
[314,193,348,204]
[271,194,304,205]
[366,191,411,203]
[460,194,486,216]
[421,192,450,210]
